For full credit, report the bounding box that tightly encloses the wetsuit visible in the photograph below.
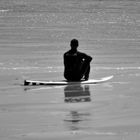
[64,49,92,81]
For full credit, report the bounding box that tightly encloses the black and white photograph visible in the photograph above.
[0,0,140,140]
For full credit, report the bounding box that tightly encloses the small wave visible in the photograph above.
[0,67,39,70]
[0,66,139,72]
[0,66,63,72]
[12,67,39,70]
[93,131,116,136]
[95,67,140,70]
[0,9,10,12]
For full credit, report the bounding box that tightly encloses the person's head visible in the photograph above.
[70,39,79,50]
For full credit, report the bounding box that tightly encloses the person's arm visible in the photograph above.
[82,53,92,62]
[64,53,73,70]
[63,53,68,68]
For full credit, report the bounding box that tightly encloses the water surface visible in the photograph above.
[0,0,140,140]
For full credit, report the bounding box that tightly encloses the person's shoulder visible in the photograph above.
[77,51,92,59]
[64,50,71,56]
[77,51,87,56]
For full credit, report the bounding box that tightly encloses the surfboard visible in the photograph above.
[24,75,113,86]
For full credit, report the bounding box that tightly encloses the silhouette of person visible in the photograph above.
[64,39,92,81]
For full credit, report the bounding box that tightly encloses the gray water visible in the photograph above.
[0,0,140,140]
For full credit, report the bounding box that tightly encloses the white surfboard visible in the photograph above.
[24,75,113,86]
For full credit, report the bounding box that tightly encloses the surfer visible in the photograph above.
[63,39,92,81]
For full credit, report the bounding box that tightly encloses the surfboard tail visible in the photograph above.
[24,80,30,86]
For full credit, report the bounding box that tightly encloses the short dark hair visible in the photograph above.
[70,39,79,47]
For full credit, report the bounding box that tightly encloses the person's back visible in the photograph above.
[64,39,92,81]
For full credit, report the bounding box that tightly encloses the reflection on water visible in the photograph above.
[64,84,91,103]
[64,84,91,131]
[64,111,91,131]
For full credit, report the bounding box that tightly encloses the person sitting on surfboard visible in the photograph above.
[63,39,92,81]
